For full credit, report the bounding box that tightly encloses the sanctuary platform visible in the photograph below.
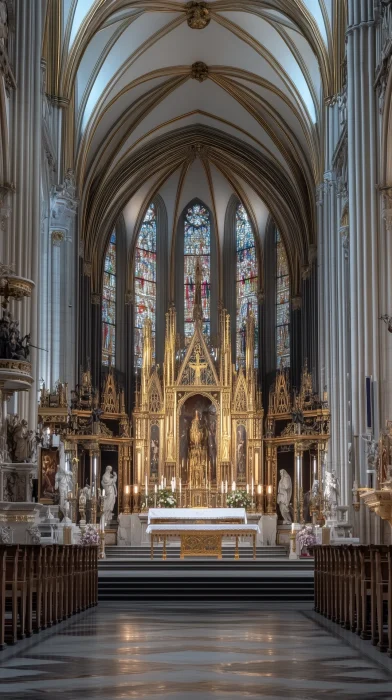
[98,545,314,603]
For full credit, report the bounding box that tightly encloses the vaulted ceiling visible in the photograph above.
[51,0,345,293]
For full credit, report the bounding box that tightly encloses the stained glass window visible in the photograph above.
[236,203,258,366]
[276,230,290,368]
[184,203,210,342]
[134,203,157,367]
[102,231,116,366]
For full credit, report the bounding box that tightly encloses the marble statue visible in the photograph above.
[324,470,339,515]
[277,469,292,524]
[101,465,117,525]
[13,419,30,462]
[55,465,73,522]
[7,415,35,463]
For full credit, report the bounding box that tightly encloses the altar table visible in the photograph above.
[147,508,247,524]
[146,523,259,560]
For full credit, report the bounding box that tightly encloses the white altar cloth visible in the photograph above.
[147,508,247,524]
[146,523,259,534]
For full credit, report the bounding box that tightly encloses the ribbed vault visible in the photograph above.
[45,0,345,293]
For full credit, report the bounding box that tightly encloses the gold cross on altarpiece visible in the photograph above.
[189,350,208,384]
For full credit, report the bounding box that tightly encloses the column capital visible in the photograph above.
[51,229,65,246]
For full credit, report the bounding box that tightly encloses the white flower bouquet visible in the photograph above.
[80,524,101,546]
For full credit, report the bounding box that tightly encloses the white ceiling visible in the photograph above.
[58,0,338,290]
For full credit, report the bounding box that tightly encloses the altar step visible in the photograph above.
[99,555,314,602]
[105,545,289,560]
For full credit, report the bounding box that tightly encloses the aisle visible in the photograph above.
[1,603,392,699]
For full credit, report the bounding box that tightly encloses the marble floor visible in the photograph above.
[1,603,392,699]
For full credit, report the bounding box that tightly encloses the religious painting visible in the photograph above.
[236,424,247,481]
[150,423,159,478]
[236,203,258,367]
[184,203,211,342]
[102,231,116,366]
[179,394,217,484]
[38,448,59,503]
[134,203,156,367]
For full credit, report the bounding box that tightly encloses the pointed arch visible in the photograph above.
[275,230,290,368]
[102,230,116,366]
[174,198,218,342]
[235,201,259,367]
[134,202,157,367]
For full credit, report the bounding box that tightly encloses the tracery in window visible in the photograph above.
[276,230,290,368]
[184,202,210,342]
[236,203,258,366]
[134,203,157,367]
[102,231,116,366]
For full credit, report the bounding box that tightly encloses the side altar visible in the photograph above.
[133,260,264,508]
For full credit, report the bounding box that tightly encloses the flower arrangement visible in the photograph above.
[80,524,101,546]
[156,488,177,508]
[226,490,252,510]
[298,525,316,557]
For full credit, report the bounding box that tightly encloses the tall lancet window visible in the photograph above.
[236,203,258,366]
[102,231,116,366]
[134,203,157,367]
[184,203,210,342]
[276,230,290,367]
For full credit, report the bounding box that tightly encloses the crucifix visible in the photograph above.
[189,350,208,384]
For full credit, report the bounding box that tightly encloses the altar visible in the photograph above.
[145,508,259,559]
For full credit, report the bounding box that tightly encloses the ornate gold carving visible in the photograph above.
[186,2,210,29]
[0,275,34,301]
[51,230,65,246]
[268,366,291,415]
[191,61,209,82]
[180,532,222,558]
[101,366,119,413]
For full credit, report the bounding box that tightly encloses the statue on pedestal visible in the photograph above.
[55,466,73,522]
[277,469,292,524]
[324,470,339,517]
[101,465,117,524]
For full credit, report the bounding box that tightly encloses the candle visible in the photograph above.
[257,484,262,495]
[251,477,254,494]
[134,485,138,495]
[267,485,272,495]
[125,485,130,496]
[221,481,224,494]
[246,484,249,494]
[145,475,148,496]
[179,479,182,494]
[232,481,236,492]
[291,523,295,533]
[154,484,157,493]
[225,480,228,493]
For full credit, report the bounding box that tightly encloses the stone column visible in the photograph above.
[6,0,45,423]
[347,0,379,485]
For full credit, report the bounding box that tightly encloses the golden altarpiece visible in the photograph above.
[38,368,132,521]
[264,363,330,531]
[133,269,264,507]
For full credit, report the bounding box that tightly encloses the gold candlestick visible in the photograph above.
[123,485,131,514]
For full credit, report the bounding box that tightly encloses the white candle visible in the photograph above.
[154,484,157,493]
[179,479,182,494]
[145,475,148,496]
[246,483,249,494]
[232,481,236,492]
[225,480,228,493]
[251,477,254,494]
[221,481,224,494]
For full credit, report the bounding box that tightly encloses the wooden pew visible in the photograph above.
[372,545,389,651]
[4,545,27,644]
[0,546,6,650]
